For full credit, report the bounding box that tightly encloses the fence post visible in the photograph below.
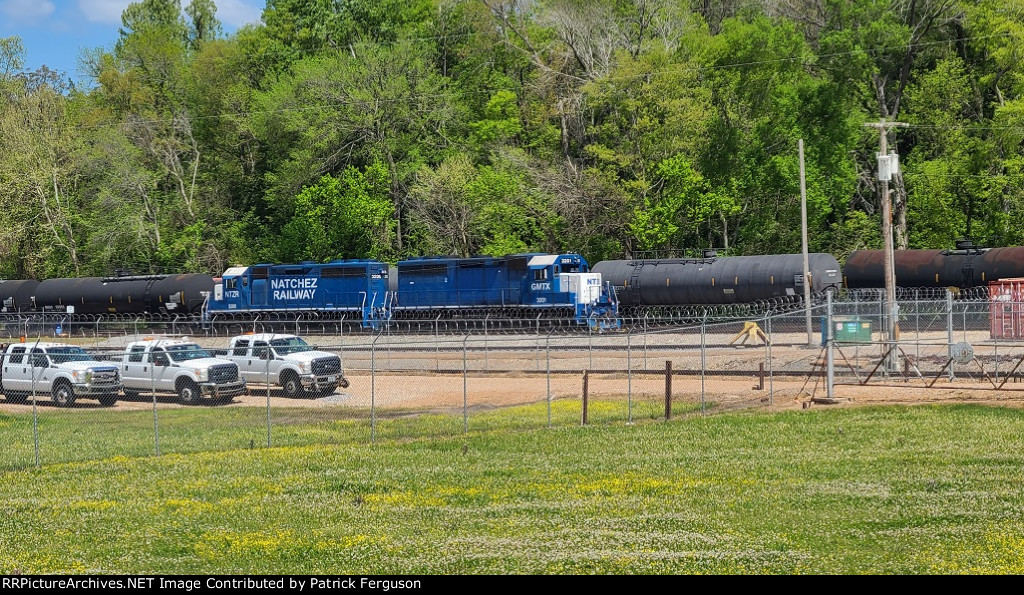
[626,331,632,424]
[546,333,552,428]
[582,370,589,426]
[151,345,159,456]
[463,334,469,434]
[30,340,40,468]
[946,289,954,381]
[664,360,672,420]
[767,314,774,406]
[266,334,272,448]
[826,289,835,400]
[700,314,707,416]
[371,331,379,444]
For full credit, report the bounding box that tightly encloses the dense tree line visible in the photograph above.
[1,0,1023,278]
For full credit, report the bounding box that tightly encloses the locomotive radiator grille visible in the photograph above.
[209,364,239,384]
[311,357,341,376]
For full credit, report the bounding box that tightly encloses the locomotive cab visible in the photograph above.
[523,254,618,326]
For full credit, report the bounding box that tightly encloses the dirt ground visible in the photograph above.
[5,369,1023,415]
[4,335,1024,415]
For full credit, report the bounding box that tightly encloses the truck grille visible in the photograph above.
[311,357,341,376]
[91,367,120,386]
[209,364,239,384]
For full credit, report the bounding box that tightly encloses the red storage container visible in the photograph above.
[989,278,1024,339]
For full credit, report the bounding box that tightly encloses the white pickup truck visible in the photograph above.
[119,339,246,404]
[214,334,347,398]
[1,342,120,407]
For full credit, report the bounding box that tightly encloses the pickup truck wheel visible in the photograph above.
[281,372,303,398]
[52,381,76,407]
[98,393,118,407]
[122,389,140,399]
[177,380,201,405]
[339,378,350,389]
[5,392,27,404]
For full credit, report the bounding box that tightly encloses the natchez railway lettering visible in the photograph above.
[270,277,318,300]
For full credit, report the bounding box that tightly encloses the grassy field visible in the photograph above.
[0,395,680,470]
[2,402,1024,574]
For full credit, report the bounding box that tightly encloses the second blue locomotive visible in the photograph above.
[206,253,619,327]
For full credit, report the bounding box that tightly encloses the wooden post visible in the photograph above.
[756,362,765,390]
[664,360,672,420]
[582,370,589,426]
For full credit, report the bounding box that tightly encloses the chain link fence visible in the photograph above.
[3,288,1024,471]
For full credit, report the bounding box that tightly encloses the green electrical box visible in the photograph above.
[821,316,873,344]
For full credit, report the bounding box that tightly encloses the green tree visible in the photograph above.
[280,163,395,262]
[185,0,222,49]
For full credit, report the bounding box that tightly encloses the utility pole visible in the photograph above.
[864,118,908,372]
[799,139,813,346]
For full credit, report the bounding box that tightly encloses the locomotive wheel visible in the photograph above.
[52,381,76,407]
[177,380,201,405]
[281,372,303,398]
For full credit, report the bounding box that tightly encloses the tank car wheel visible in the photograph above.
[281,372,303,398]
[177,380,201,405]
[52,381,76,407]
[5,391,28,404]
[98,393,118,407]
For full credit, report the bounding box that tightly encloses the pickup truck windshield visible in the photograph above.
[165,344,212,361]
[270,337,312,355]
[48,346,93,364]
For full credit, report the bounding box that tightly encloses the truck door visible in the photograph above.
[3,346,28,392]
[123,345,147,385]
[250,341,272,384]
[29,349,50,395]
[230,338,253,382]
[149,348,174,391]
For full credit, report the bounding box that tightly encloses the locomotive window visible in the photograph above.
[128,346,146,363]
[232,340,249,357]
[8,347,24,364]
[554,266,560,277]
[242,277,248,287]
[534,269,548,281]
[225,279,237,290]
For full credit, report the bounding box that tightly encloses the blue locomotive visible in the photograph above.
[207,260,392,325]
[204,253,619,327]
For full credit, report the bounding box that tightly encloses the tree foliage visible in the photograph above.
[2,0,1024,279]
